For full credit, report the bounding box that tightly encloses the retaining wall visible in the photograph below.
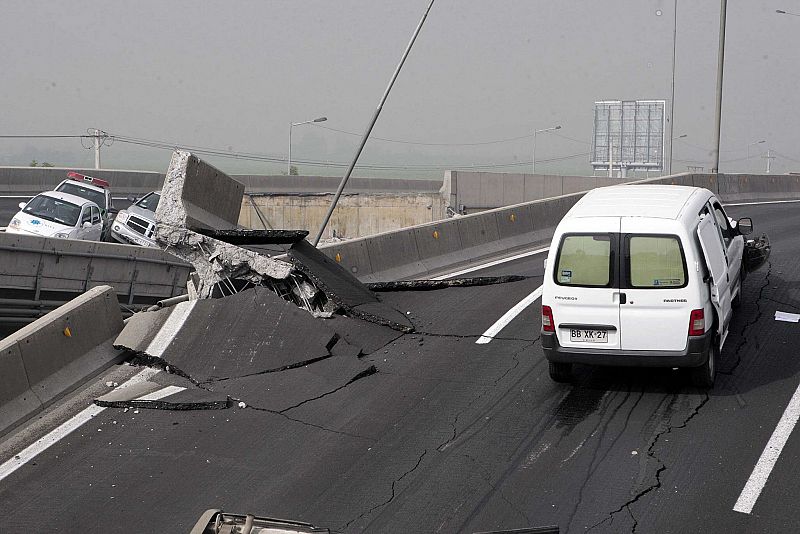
[0,285,125,436]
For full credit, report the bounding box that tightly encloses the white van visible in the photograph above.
[541,185,753,387]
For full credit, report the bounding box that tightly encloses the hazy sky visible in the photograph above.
[2,0,798,178]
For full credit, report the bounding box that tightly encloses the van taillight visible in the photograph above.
[689,309,705,336]
[542,305,555,332]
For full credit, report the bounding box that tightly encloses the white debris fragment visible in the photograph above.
[133,410,139,414]
[105,381,119,388]
[775,311,800,323]
[631,450,638,455]
[238,401,247,408]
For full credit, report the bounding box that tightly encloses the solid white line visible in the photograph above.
[0,368,162,482]
[724,199,800,207]
[144,300,197,358]
[476,285,543,344]
[433,246,550,280]
[733,380,800,514]
[135,385,186,401]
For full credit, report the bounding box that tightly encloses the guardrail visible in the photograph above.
[320,172,800,282]
[0,285,126,437]
[0,232,191,327]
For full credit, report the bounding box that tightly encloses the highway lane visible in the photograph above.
[0,202,798,532]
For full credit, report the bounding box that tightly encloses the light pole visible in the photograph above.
[666,0,679,177]
[288,116,326,175]
[746,139,765,159]
[532,125,561,175]
[776,9,800,16]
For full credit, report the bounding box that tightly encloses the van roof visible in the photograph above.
[566,185,707,220]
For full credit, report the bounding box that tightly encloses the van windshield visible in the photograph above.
[135,192,160,212]
[555,234,612,287]
[628,236,686,288]
[56,182,106,209]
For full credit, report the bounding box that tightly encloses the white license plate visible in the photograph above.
[130,235,150,247]
[570,329,608,343]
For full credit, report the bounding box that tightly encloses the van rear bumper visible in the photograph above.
[541,330,713,368]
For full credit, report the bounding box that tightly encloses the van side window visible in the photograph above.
[627,236,687,288]
[712,202,733,245]
[91,206,101,224]
[555,234,613,287]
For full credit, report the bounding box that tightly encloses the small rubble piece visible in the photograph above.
[775,311,800,323]
[744,234,771,273]
[105,381,119,388]
[366,275,528,292]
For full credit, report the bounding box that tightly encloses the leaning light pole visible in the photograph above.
[288,116,327,175]
[312,0,436,246]
[532,125,561,175]
[711,0,727,173]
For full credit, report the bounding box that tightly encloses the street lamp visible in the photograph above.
[288,116,327,175]
[532,125,561,175]
[776,9,800,16]
[747,139,766,158]
[711,0,727,173]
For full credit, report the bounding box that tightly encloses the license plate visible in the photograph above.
[570,329,608,343]
[130,235,150,247]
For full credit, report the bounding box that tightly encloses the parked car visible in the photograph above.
[6,191,103,241]
[110,191,161,247]
[541,185,757,388]
[54,171,116,240]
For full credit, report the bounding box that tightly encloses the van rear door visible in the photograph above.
[618,225,691,351]
[550,217,622,351]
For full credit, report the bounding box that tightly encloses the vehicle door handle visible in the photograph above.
[619,293,627,304]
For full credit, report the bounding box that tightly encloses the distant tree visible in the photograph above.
[29,160,55,167]
[41,162,54,167]
[29,159,38,167]
[289,165,299,176]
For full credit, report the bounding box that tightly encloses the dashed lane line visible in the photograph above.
[0,369,184,483]
[476,285,543,344]
[733,380,800,514]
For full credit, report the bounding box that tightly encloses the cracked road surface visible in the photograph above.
[0,202,799,533]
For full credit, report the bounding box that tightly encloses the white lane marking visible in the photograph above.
[476,285,543,344]
[0,367,168,482]
[135,385,185,401]
[724,199,800,207]
[432,246,550,280]
[733,380,800,514]
[144,300,197,358]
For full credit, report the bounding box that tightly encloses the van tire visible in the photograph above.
[690,342,717,388]
[549,362,573,383]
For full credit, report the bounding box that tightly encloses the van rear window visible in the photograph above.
[628,236,686,288]
[555,234,612,287]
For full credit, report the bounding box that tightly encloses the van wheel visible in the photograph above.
[549,362,573,383]
[690,343,717,388]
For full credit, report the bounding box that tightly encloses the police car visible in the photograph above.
[6,191,103,241]
[54,171,116,240]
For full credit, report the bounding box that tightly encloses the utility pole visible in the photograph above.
[711,0,728,173]
[93,128,102,169]
[763,149,775,173]
[667,0,678,176]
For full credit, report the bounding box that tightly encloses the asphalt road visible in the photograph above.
[1,201,798,533]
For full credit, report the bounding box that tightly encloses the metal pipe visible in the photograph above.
[147,293,190,311]
[711,0,727,173]
[312,0,436,246]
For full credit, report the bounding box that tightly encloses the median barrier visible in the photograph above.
[414,222,467,275]
[324,239,373,281]
[362,230,426,283]
[455,211,504,263]
[0,285,126,436]
[493,202,537,253]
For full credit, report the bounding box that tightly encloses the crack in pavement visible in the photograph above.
[244,404,375,441]
[565,386,642,533]
[462,452,531,526]
[199,354,334,384]
[437,339,539,452]
[277,365,378,413]
[587,391,710,533]
[720,260,772,376]
[340,449,429,532]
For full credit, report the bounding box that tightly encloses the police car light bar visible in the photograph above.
[67,171,110,189]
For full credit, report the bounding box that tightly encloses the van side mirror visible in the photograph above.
[18,202,26,209]
[127,195,137,203]
[737,217,753,236]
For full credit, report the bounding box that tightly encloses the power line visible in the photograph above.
[0,134,92,139]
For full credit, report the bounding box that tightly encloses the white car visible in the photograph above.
[541,185,753,387]
[6,191,104,241]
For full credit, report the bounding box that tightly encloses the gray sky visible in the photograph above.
[2,0,798,178]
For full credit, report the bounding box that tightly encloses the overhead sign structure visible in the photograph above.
[591,100,665,174]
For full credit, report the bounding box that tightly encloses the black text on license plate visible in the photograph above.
[570,329,608,343]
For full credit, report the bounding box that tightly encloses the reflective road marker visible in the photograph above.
[734,380,800,514]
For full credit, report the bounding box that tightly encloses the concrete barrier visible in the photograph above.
[0,285,126,436]
[320,171,800,281]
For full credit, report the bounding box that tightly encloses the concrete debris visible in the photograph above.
[366,275,528,292]
[744,234,771,273]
